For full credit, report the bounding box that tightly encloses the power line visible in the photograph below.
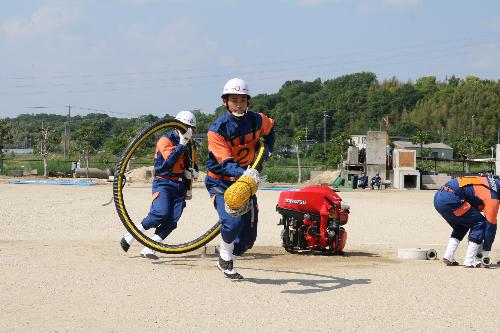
[24,105,139,117]
[2,43,495,98]
[70,105,136,116]
[2,32,499,83]
[7,40,500,93]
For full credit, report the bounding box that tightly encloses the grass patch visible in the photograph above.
[262,166,311,183]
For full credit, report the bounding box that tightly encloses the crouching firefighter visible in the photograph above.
[120,110,199,259]
[205,78,275,279]
[434,175,499,267]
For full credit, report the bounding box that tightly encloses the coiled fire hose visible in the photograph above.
[113,117,267,254]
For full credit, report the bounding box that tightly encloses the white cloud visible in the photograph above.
[205,39,218,51]
[277,0,340,6]
[357,0,421,12]
[218,55,238,67]
[145,16,219,59]
[111,16,219,71]
[127,0,160,4]
[295,0,338,5]
[470,44,500,71]
[127,0,182,4]
[481,19,500,30]
[246,39,261,48]
[382,0,422,8]
[1,5,80,39]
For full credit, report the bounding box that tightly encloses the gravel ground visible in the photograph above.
[0,181,498,332]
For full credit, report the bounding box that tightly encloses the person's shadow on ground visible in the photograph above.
[149,251,282,266]
[146,251,373,294]
[240,268,371,294]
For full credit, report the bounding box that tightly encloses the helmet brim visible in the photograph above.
[221,93,251,99]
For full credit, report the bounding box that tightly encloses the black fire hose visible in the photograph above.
[113,117,220,254]
[113,117,268,254]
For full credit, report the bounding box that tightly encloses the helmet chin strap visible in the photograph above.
[231,109,247,117]
[224,102,248,117]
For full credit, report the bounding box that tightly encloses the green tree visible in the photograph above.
[454,132,486,172]
[105,127,137,156]
[410,130,431,157]
[191,109,216,135]
[73,122,104,174]
[34,122,60,177]
[3,72,500,180]
[0,119,14,175]
[196,138,209,167]
[293,128,306,183]
[395,121,419,137]
[309,131,351,168]
[331,132,351,167]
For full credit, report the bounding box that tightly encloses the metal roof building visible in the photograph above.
[393,141,453,160]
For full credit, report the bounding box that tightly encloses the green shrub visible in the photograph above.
[262,167,311,183]
[3,160,42,175]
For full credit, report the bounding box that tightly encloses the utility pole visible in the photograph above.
[40,120,44,155]
[40,120,50,177]
[471,114,475,136]
[65,105,71,160]
[63,122,67,160]
[323,110,329,157]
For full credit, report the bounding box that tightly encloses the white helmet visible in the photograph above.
[175,110,196,128]
[221,78,250,98]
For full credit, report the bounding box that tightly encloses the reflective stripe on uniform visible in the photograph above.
[453,201,471,217]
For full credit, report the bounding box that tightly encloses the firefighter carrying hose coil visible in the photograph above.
[120,111,198,259]
[205,78,275,279]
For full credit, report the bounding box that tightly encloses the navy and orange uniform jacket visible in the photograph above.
[154,131,197,178]
[445,176,499,250]
[206,111,275,179]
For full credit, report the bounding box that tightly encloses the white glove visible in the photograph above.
[184,168,199,180]
[242,167,263,185]
[178,128,192,146]
[225,199,253,217]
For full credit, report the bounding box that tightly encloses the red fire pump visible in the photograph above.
[276,186,350,254]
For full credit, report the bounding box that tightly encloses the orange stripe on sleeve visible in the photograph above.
[453,201,471,217]
[457,176,486,187]
[151,191,159,204]
[474,184,499,224]
[208,131,233,163]
[259,113,275,136]
[484,200,499,224]
[157,137,175,160]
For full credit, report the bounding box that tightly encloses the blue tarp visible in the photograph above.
[8,179,96,186]
[259,187,295,191]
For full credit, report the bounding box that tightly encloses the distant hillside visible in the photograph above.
[4,72,500,157]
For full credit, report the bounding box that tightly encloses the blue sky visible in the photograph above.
[1,0,500,118]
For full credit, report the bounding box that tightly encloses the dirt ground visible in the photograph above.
[0,181,498,332]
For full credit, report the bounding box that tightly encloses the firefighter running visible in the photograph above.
[120,111,199,259]
[205,78,275,279]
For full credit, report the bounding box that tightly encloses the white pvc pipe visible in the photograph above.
[426,249,437,260]
[398,248,438,260]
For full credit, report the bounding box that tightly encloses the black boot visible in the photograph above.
[120,237,130,252]
[217,257,243,280]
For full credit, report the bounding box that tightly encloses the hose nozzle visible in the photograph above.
[482,257,491,266]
